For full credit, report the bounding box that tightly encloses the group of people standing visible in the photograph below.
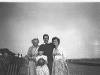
[26,34,68,75]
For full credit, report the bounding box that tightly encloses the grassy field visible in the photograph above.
[66,59,100,75]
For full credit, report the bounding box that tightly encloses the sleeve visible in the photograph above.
[36,56,39,62]
[44,56,47,62]
[27,47,32,57]
[43,56,48,64]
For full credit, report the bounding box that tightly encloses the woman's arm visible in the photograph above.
[27,47,32,57]
[27,47,36,61]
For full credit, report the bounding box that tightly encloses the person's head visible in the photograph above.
[43,34,49,44]
[38,51,44,55]
[37,58,45,66]
[32,38,39,47]
[52,37,60,48]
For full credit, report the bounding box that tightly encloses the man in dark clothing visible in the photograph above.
[38,34,54,75]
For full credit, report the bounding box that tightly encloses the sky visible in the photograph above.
[0,3,100,58]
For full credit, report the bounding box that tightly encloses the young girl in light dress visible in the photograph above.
[36,51,49,75]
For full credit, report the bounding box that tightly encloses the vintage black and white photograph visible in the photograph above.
[0,2,100,75]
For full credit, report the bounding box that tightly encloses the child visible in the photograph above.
[36,51,49,75]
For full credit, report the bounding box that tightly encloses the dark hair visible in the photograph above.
[37,58,46,66]
[43,34,49,39]
[52,37,60,45]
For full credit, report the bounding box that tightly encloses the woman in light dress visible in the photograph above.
[27,38,39,75]
[52,37,68,75]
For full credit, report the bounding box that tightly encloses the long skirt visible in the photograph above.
[28,61,36,75]
[52,59,68,75]
[36,64,49,75]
